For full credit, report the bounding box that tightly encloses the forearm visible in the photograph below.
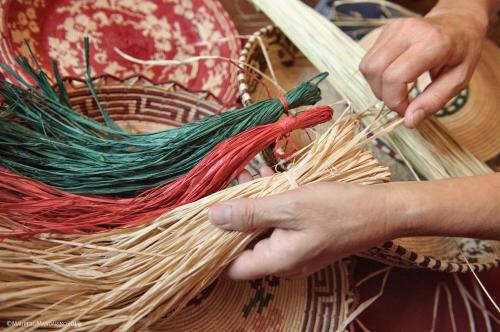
[211,172,499,279]
[383,174,500,240]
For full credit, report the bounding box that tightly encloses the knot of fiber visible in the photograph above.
[278,116,300,135]
[278,96,289,113]
[274,116,300,159]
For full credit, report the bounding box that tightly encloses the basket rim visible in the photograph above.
[237,25,280,106]
[61,74,230,108]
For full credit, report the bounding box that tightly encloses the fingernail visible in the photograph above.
[209,203,232,228]
[406,109,425,128]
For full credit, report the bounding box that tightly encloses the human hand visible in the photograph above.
[209,181,399,280]
[359,5,488,128]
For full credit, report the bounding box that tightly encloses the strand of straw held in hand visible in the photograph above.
[0,105,333,238]
[0,108,402,331]
[0,38,326,196]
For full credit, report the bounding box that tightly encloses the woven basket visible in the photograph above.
[152,261,357,331]
[0,0,241,104]
[238,25,500,273]
[63,76,223,133]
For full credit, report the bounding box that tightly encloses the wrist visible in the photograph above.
[371,175,500,241]
[376,181,429,239]
[366,183,413,240]
[427,0,490,35]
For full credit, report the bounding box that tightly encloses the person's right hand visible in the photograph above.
[359,5,488,128]
[209,181,397,280]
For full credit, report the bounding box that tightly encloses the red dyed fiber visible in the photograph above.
[0,106,333,238]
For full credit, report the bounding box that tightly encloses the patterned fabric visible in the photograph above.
[0,0,241,103]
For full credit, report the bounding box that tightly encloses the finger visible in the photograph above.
[380,44,449,114]
[404,65,469,128]
[225,238,276,280]
[209,192,300,231]
[430,64,447,80]
[360,37,410,100]
[259,166,274,177]
[362,22,397,59]
[237,170,253,184]
[361,20,414,61]
[225,231,301,280]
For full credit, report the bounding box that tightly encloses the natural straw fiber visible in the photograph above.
[237,24,499,272]
[359,27,500,162]
[249,0,493,180]
[0,110,394,331]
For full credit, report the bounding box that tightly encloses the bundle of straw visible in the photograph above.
[0,109,396,331]
[250,0,492,179]
[0,105,333,238]
[0,43,327,196]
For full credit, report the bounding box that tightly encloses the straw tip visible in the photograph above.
[308,72,329,85]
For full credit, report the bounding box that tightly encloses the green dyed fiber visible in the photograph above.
[0,39,327,196]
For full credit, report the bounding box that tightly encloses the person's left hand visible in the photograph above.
[359,10,487,127]
[209,179,399,280]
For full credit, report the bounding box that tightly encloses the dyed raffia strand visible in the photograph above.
[0,106,333,238]
[0,45,327,196]
[0,111,395,331]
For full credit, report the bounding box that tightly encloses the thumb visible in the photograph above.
[209,194,297,231]
[404,66,468,128]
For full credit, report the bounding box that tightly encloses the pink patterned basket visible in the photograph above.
[0,0,241,103]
